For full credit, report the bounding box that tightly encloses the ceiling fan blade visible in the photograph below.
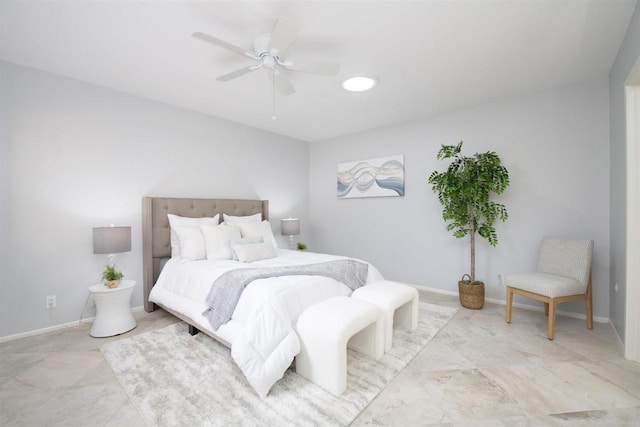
[273,71,296,96]
[216,65,261,81]
[282,59,340,75]
[192,32,258,60]
[267,17,298,56]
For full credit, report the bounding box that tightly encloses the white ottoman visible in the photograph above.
[351,280,419,352]
[295,296,384,395]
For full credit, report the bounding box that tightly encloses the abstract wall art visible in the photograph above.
[337,154,405,199]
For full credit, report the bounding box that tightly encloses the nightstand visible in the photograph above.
[88,279,137,337]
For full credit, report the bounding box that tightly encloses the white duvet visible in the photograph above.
[149,249,383,397]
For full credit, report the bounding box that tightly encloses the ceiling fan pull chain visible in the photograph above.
[272,69,277,120]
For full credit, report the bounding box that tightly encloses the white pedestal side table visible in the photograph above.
[89,279,137,337]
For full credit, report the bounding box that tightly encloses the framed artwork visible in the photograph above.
[337,154,405,199]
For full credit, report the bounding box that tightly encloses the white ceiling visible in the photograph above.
[1,1,637,142]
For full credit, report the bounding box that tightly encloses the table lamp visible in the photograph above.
[281,218,300,250]
[93,225,131,286]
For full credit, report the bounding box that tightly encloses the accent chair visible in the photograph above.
[505,236,594,340]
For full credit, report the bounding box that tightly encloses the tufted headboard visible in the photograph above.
[141,197,269,312]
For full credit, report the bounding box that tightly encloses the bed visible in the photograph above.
[142,197,269,339]
[141,196,383,397]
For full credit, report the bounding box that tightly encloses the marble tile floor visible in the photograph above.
[1,290,639,426]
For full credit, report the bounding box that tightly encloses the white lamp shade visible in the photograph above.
[93,226,131,254]
[281,218,300,236]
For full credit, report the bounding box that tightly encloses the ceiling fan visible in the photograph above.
[193,17,340,97]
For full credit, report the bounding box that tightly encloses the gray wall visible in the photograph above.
[0,54,624,338]
[609,3,640,343]
[310,79,611,318]
[0,61,309,337]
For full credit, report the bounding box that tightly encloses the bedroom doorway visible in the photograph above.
[626,58,640,362]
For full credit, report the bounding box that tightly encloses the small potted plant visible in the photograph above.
[102,265,124,288]
[296,242,307,251]
[428,141,509,309]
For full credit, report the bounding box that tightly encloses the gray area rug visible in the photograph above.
[101,302,457,426]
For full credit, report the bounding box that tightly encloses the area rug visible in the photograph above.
[101,302,457,427]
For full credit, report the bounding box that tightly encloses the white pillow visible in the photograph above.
[201,223,241,261]
[223,213,262,224]
[173,225,208,260]
[229,236,264,260]
[237,220,279,250]
[232,242,278,263]
[167,214,219,258]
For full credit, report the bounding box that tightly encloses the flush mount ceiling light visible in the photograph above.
[341,74,378,92]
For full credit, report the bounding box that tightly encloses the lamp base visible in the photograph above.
[107,253,116,268]
[288,235,295,250]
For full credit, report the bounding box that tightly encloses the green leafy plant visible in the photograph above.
[296,242,307,251]
[102,265,124,282]
[428,141,509,282]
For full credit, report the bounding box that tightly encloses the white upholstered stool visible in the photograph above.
[295,296,384,395]
[351,281,419,352]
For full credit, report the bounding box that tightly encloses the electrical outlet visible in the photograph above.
[498,274,505,286]
[46,295,56,309]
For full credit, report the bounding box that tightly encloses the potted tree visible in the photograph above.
[428,141,509,309]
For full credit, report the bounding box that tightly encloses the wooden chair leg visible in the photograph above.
[586,283,593,330]
[506,287,513,323]
[544,302,549,316]
[547,299,556,340]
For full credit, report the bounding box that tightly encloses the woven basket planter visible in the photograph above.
[458,274,485,309]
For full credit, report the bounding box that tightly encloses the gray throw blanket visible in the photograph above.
[202,259,369,330]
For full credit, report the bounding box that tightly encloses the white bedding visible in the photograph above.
[148,249,383,396]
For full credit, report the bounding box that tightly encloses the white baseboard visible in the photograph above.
[0,305,145,343]
[610,319,626,355]
[413,284,609,324]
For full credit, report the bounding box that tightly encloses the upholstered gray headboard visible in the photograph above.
[141,197,269,312]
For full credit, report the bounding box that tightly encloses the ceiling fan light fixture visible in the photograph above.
[341,74,378,92]
[194,16,340,102]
